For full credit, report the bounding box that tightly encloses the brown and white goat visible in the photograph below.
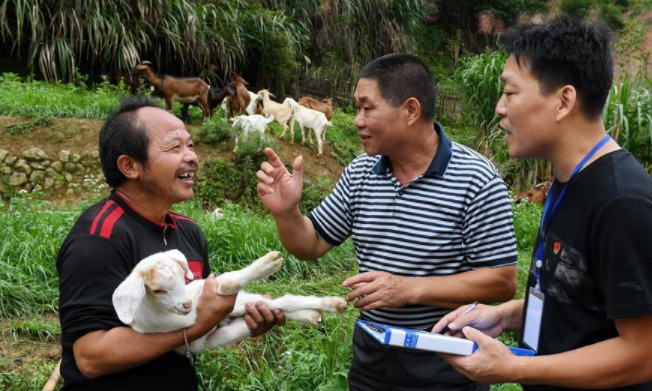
[112,250,347,354]
[297,97,334,121]
[515,181,551,204]
[226,73,252,118]
[129,61,211,120]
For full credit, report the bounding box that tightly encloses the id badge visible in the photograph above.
[523,286,544,353]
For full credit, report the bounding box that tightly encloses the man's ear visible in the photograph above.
[402,97,422,126]
[556,85,577,123]
[116,155,142,180]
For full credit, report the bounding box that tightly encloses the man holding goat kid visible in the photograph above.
[434,17,652,390]
[56,96,284,391]
[256,53,518,390]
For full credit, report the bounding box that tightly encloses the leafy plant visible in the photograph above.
[604,72,652,172]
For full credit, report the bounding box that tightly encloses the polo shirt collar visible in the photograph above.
[372,122,452,176]
[110,191,178,233]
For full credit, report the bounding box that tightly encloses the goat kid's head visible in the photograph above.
[112,249,195,325]
[129,61,153,76]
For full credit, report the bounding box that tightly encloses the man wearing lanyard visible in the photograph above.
[432,16,652,389]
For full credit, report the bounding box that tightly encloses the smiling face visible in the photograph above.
[495,55,559,159]
[353,78,404,156]
[137,107,198,206]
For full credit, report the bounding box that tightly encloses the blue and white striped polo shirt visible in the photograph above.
[308,123,518,330]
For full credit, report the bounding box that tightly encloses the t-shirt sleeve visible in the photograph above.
[57,235,133,344]
[592,196,652,319]
[462,175,518,268]
[307,165,353,246]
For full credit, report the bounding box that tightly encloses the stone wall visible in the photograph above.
[0,148,107,196]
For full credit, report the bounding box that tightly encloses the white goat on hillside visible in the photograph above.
[257,89,294,142]
[112,250,346,354]
[231,114,275,152]
[286,100,332,156]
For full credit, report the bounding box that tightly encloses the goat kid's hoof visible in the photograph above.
[323,297,347,313]
[288,309,323,326]
[250,251,284,278]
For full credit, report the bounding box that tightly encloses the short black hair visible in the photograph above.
[359,53,437,121]
[99,95,159,188]
[499,16,614,119]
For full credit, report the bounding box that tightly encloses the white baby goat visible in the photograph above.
[231,114,275,152]
[112,250,346,354]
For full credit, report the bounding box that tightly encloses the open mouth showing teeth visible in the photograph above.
[178,172,195,181]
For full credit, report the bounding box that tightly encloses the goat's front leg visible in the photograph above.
[202,317,251,349]
[216,251,283,295]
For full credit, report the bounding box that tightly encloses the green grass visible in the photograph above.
[0,190,541,390]
[0,73,129,119]
[0,70,545,390]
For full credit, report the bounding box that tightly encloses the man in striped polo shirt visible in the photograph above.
[257,53,518,390]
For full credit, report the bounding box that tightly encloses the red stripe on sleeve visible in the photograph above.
[99,207,124,239]
[90,200,115,235]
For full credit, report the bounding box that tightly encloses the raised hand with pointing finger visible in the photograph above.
[256,148,304,216]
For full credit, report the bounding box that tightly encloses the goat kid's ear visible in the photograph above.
[112,273,146,325]
[167,249,193,281]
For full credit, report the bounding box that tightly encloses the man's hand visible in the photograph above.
[187,274,237,340]
[244,301,286,337]
[432,303,504,338]
[256,148,303,216]
[439,326,520,383]
[342,272,412,311]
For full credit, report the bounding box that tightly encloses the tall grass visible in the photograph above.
[456,50,652,186]
[604,72,652,171]
[0,73,128,119]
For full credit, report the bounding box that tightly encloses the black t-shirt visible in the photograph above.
[520,150,652,391]
[57,192,210,391]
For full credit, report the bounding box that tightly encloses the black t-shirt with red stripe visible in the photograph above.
[57,191,210,391]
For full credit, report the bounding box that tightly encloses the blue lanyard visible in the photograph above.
[535,135,611,289]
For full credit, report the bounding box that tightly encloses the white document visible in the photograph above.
[523,287,545,352]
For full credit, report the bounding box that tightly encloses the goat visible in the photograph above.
[226,73,251,118]
[286,100,332,156]
[515,181,551,204]
[231,114,276,152]
[181,84,236,122]
[112,250,346,354]
[297,96,334,121]
[129,61,211,120]
[282,97,307,143]
[257,89,294,142]
[212,208,224,219]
